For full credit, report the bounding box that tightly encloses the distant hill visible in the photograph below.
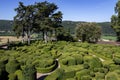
[62,21,116,36]
[0,20,116,36]
[0,20,13,31]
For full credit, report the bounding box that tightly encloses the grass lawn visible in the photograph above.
[101,35,117,41]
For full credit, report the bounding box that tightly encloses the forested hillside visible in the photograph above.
[0,20,116,36]
[62,21,116,36]
[0,20,13,31]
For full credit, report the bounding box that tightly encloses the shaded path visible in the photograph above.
[37,59,60,80]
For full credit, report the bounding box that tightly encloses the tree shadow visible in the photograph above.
[37,75,48,80]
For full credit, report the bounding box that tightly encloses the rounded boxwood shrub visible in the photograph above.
[36,61,57,73]
[6,59,20,74]
[72,54,83,64]
[76,69,90,80]
[68,57,76,66]
[84,56,102,69]
[81,75,92,80]
[22,64,36,80]
[45,68,64,80]
[95,72,105,80]
[105,72,119,80]
[8,73,18,80]
[113,57,120,65]
[15,70,24,80]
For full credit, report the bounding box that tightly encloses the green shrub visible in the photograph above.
[75,69,90,80]
[83,63,89,69]
[95,72,105,80]
[84,56,102,69]
[72,54,83,64]
[15,70,24,80]
[90,71,95,77]
[45,68,64,80]
[36,61,56,73]
[109,64,120,71]
[6,59,20,74]
[68,57,76,66]
[105,72,119,80]
[22,64,36,80]
[81,75,92,80]
[113,57,120,65]
[8,73,18,80]
[63,70,76,79]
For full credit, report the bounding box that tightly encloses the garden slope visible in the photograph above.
[0,41,120,80]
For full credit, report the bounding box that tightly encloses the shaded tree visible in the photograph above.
[75,22,101,43]
[111,0,120,41]
[13,1,62,43]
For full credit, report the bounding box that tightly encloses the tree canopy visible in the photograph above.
[13,1,63,44]
[75,22,101,42]
[111,0,120,41]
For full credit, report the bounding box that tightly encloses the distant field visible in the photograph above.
[101,35,117,41]
[0,36,22,44]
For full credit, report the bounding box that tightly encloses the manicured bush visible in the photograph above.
[45,68,64,80]
[113,57,120,65]
[81,75,92,80]
[6,59,20,74]
[15,70,24,80]
[84,56,102,69]
[63,70,76,79]
[36,61,57,73]
[68,57,76,66]
[22,64,36,80]
[75,69,90,80]
[8,73,18,80]
[72,54,83,64]
[95,72,105,80]
[105,72,119,80]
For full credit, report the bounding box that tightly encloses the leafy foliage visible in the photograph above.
[76,22,101,42]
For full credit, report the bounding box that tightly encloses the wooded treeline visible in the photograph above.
[0,20,115,36]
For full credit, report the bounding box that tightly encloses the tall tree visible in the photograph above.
[111,0,120,41]
[34,1,62,43]
[13,2,26,43]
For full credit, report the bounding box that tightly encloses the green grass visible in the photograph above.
[101,35,117,41]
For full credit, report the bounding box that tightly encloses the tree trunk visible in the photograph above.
[22,27,25,43]
[27,27,31,45]
[117,32,120,41]
[44,30,47,43]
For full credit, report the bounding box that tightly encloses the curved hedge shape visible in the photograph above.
[105,72,119,80]
[36,60,57,73]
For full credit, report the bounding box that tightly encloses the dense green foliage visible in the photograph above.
[111,0,120,41]
[0,20,116,37]
[0,41,120,80]
[76,22,101,42]
[13,1,63,44]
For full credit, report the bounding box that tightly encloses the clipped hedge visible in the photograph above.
[8,73,17,80]
[105,72,119,80]
[75,69,90,80]
[15,70,24,80]
[81,75,92,80]
[22,64,36,80]
[45,68,64,80]
[84,56,102,69]
[36,60,57,73]
[6,59,20,74]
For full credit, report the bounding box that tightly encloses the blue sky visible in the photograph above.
[0,0,117,22]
